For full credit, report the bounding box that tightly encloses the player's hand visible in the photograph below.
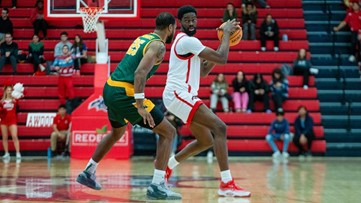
[219,19,240,34]
[138,107,155,128]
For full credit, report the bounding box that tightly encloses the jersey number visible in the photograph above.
[126,38,146,56]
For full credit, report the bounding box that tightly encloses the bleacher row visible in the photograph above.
[0,0,326,155]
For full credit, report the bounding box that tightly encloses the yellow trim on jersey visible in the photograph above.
[142,39,163,56]
[107,78,134,97]
[132,99,155,113]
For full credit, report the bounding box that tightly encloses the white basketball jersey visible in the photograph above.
[164,33,206,95]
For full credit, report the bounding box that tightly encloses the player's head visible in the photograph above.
[178,5,197,36]
[155,12,176,44]
[58,104,66,115]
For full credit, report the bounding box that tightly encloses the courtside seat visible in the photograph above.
[180,125,324,138]
[0,75,94,86]
[0,140,49,151]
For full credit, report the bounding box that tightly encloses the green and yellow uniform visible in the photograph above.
[103,33,164,128]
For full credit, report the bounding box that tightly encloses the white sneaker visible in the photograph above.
[282,152,289,159]
[310,68,319,75]
[272,151,281,159]
[261,47,266,52]
[16,153,21,160]
[349,55,356,62]
[274,47,279,52]
[303,85,308,89]
[2,153,10,159]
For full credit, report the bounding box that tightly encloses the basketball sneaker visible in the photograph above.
[218,179,251,197]
[76,171,102,190]
[146,181,182,200]
[165,166,173,183]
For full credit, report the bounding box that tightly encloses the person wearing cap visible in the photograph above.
[265,108,290,159]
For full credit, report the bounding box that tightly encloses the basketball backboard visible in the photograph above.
[45,0,139,19]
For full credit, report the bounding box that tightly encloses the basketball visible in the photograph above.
[217,22,242,46]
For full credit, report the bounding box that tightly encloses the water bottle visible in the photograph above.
[282,34,288,41]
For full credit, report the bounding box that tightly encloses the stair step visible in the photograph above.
[320,102,361,115]
[322,115,361,128]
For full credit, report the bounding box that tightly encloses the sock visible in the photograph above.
[220,170,233,183]
[168,156,179,170]
[152,169,165,185]
[84,159,98,174]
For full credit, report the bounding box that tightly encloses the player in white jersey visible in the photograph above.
[162,5,251,197]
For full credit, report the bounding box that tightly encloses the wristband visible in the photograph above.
[134,93,145,99]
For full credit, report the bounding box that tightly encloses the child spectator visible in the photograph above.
[1,85,21,160]
[270,68,288,111]
[293,49,313,89]
[265,108,290,159]
[210,73,230,112]
[0,8,13,45]
[54,32,72,58]
[52,45,75,104]
[50,105,71,157]
[28,34,45,74]
[248,73,271,113]
[293,105,315,157]
[30,0,48,39]
[260,14,279,52]
[223,2,237,22]
[71,34,87,75]
[232,71,249,112]
[0,33,18,74]
[242,2,257,40]
[334,2,361,62]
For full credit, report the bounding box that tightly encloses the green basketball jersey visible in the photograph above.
[111,33,164,83]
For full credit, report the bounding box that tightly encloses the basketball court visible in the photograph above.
[0,157,360,202]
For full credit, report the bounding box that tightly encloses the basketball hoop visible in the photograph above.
[79,7,103,33]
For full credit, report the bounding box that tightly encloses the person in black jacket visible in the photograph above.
[0,33,18,74]
[248,73,271,113]
[28,34,45,73]
[242,2,257,40]
[293,48,312,89]
[232,71,249,112]
[293,105,315,156]
[260,14,279,52]
[269,68,288,111]
[0,8,14,45]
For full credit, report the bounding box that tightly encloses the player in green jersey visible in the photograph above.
[76,12,182,200]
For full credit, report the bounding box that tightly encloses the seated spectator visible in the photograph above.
[334,2,361,62]
[248,73,271,113]
[242,2,257,40]
[293,48,314,89]
[50,104,71,157]
[28,34,45,74]
[210,73,229,112]
[0,8,13,45]
[270,68,288,111]
[265,108,290,159]
[260,14,279,52]
[232,71,249,112]
[71,34,87,75]
[293,105,315,157]
[54,32,72,58]
[223,2,237,22]
[52,45,75,104]
[0,33,18,74]
[30,0,48,39]
[242,0,269,8]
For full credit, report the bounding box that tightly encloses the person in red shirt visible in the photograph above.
[1,85,21,160]
[29,0,48,39]
[50,105,71,157]
[334,2,361,62]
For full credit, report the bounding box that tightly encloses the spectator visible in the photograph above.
[50,104,71,157]
[30,0,48,39]
[223,2,237,22]
[54,32,72,58]
[28,34,45,74]
[248,73,271,113]
[265,108,290,159]
[242,2,257,40]
[71,34,87,75]
[52,45,75,104]
[210,73,230,112]
[334,2,361,62]
[260,14,279,52]
[232,71,249,112]
[293,48,313,89]
[242,0,269,8]
[0,8,13,45]
[270,68,288,111]
[0,33,18,74]
[164,111,183,156]
[1,85,21,160]
[293,105,315,157]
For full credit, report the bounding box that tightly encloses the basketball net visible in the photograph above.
[80,7,103,33]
